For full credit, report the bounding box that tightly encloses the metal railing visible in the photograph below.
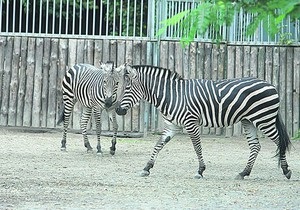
[0,0,299,44]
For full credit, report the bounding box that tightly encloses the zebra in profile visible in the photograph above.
[115,64,292,179]
[57,62,123,155]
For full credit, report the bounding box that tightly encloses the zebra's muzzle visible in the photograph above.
[115,105,127,115]
[104,97,113,108]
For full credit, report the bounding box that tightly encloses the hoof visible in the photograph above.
[140,170,150,177]
[284,170,292,179]
[194,173,203,179]
[110,150,115,156]
[235,174,244,180]
[61,147,66,152]
[86,148,93,153]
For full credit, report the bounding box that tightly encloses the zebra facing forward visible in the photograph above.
[57,62,123,155]
[115,64,292,179]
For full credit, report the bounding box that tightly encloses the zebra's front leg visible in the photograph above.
[141,121,181,177]
[109,111,118,155]
[186,123,206,179]
[81,108,93,152]
[60,101,73,151]
[236,120,261,180]
[93,108,103,155]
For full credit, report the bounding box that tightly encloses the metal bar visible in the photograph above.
[32,0,36,33]
[79,0,82,35]
[86,0,89,35]
[19,0,23,33]
[119,0,123,36]
[52,0,56,34]
[92,0,96,35]
[39,0,43,34]
[12,0,16,33]
[113,0,116,36]
[6,0,9,32]
[26,0,29,33]
[72,0,76,35]
[59,0,63,34]
[133,0,137,36]
[0,0,2,32]
[140,0,143,37]
[106,0,110,36]
[99,0,103,35]
[66,0,69,34]
[126,0,130,36]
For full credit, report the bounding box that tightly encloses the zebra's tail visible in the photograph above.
[57,105,65,125]
[275,113,291,166]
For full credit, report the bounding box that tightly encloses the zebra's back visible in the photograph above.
[187,77,280,128]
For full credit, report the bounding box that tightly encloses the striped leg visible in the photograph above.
[185,123,206,179]
[93,108,103,154]
[109,111,118,155]
[236,120,261,180]
[61,100,74,151]
[141,120,181,177]
[81,107,93,152]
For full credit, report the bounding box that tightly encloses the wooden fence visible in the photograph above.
[0,36,299,137]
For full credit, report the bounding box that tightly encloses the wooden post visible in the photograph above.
[23,38,36,127]
[8,37,21,126]
[293,48,300,138]
[16,37,28,126]
[31,38,43,127]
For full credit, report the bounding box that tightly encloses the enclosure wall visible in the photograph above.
[0,36,299,137]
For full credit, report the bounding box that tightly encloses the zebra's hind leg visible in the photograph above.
[260,114,291,179]
[81,107,93,152]
[236,120,261,180]
[109,111,118,155]
[185,123,206,179]
[59,100,74,151]
[93,108,103,155]
[141,121,181,177]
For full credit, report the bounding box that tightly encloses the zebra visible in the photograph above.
[57,62,123,155]
[115,64,292,179]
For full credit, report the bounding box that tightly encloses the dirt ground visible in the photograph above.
[0,127,300,210]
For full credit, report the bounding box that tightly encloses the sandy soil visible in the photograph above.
[0,127,300,210]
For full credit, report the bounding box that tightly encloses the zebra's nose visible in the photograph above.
[115,105,127,116]
[104,97,113,108]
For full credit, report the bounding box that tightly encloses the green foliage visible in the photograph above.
[292,130,300,140]
[157,0,300,45]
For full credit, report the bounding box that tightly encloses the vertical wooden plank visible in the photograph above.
[109,40,117,65]
[94,39,103,67]
[41,38,51,127]
[47,39,59,128]
[204,43,212,80]
[286,47,293,136]
[189,42,196,79]
[102,39,110,63]
[160,41,168,68]
[293,47,300,138]
[249,46,258,77]
[23,38,35,127]
[175,42,183,75]
[265,46,273,83]
[257,47,265,80]
[272,47,280,89]
[0,37,12,126]
[217,44,226,80]
[8,37,21,126]
[31,38,43,127]
[142,41,150,136]
[57,39,68,127]
[279,47,287,125]
[67,39,77,129]
[84,40,94,64]
[16,37,28,126]
[225,45,235,137]
[243,46,251,77]
[196,42,205,79]
[168,41,175,71]
[0,37,6,106]
[210,44,219,135]
[182,44,190,78]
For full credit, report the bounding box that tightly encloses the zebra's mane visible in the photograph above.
[131,65,183,80]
